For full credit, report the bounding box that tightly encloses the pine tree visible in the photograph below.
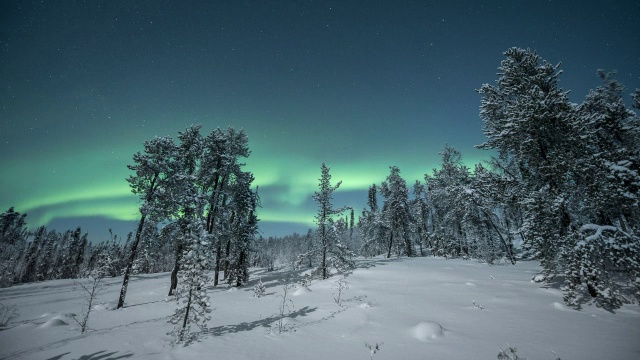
[20,226,46,283]
[380,166,414,257]
[426,145,472,258]
[298,163,353,279]
[0,207,28,287]
[118,136,177,309]
[478,48,577,274]
[359,184,387,257]
[225,171,259,287]
[168,220,212,346]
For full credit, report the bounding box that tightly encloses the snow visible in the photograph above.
[579,224,619,243]
[1,257,639,360]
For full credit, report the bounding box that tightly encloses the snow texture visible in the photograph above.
[1,257,639,359]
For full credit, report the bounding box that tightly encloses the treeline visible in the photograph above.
[0,208,175,287]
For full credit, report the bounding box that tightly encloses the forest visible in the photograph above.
[1,48,639,345]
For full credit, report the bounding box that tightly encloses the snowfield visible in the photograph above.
[1,257,639,360]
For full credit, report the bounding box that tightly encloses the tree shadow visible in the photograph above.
[241,257,404,291]
[45,350,133,360]
[355,256,403,270]
[73,350,134,360]
[122,299,164,308]
[45,353,70,360]
[200,306,317,337]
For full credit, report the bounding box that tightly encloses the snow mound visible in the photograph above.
[465,282,477,286]
[38,317,69,329]
[552,302,567,310]
[93,301,117,311]
[358,303,372,309]
[410,321,444,342]
[227,287,238,293]
[532,274,546,282]
[293,287,311,296]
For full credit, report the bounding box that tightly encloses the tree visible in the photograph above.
[298,163,353,279]
[380,166,414,257]
[478,48,639,305]
[225,171,259,287]
[118,136,177,309]
[0,207,28,287]
[478,48,577,274]
[20,226,46,283]
[72,258,109,333]
[168,220,212,346]
[426,145,472,258]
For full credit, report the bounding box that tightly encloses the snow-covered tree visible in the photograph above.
[478,48,577,273]
[478,48,639,306]
[225,171,259,287]
[118,136,177,309]
[380,166,414,257]
[0,207,28,287]
[168,220,212,346]
[297,163,353,279]
[426,145,472,258]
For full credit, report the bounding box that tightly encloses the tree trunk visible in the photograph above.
[320,216,328,279]
[214,242,222,286]
[168,240,182,296]
[117,213,146,309]
[117,173,157,309]
[182,287,193,329]
[223,236,231,280]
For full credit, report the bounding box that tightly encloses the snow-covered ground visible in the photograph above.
[1,257,639,360]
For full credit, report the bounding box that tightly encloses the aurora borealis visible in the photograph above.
[1,1,639,239]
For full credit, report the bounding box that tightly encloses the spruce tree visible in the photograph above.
[168,220,212,345]
[298,163,353,279]
[380,166,414,257]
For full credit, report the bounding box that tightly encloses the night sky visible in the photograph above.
[1,1,639,240]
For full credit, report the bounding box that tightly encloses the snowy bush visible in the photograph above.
[364,342,383,360]
[561,224,640,308]
[0,302,19,327]
[299,273,313,288]
[272,282,295,334]
[71,267,107,333]
[332,276,349,306]
[497,346,522,360]
[253,279,266,298]
[497,345,562,360]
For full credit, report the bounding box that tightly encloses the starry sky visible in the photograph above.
[1,1,639,240]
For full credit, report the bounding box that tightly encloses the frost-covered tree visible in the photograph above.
[168,220,212,346]
[478,48,639,306]
[72,255,110,333]
[426,145,472,258]
[359,184,384,257]
[225,171,259,287]
[19,226,46,283]
[297,163,353,279]
[0,207,28,287]
[573,71,640,230]
[118,136,177,309]
[380,166,414,257]
[478,48,578,273]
